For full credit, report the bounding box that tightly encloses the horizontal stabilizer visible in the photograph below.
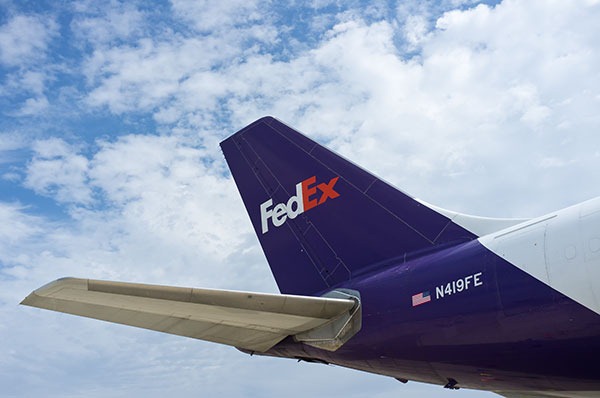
[21,278,357,352]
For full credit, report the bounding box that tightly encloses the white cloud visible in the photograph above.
[88,134,250,269]
[24,138,92,205]
[17,96,50,116]
[0,14,59,117]
[17,131,267,288]
[0,15,57,67]
[170,0,264,32]
[71,0,146,47]
[403,14,430,49]
[0,202,43,250]
[0,70,53,116]
[83,35,243,113]
[0,131,26,152]
[19,70,47,95]
[115,0,600,218]
[197,0,600,216]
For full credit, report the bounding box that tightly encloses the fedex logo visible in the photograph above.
[260,176,340,234]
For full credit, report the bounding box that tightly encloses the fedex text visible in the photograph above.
[260,175,340,234]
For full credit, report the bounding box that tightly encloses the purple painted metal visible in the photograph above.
[267,240,600,391]
[223,117,600,393]
[220,116,476,295]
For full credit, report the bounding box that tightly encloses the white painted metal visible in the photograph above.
[480,197,600,316]
[417,199,529,237]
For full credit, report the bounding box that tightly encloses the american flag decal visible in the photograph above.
[412,291,431,307]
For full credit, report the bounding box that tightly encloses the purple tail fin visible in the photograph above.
[220,117,476,295]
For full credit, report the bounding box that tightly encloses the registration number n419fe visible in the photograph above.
[435,272,483,299]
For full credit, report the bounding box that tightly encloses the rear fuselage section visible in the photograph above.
[267,199,600,392]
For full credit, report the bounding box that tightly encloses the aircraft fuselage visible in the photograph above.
[266,198,600,393]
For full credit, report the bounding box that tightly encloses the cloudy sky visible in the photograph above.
[2,0,600,397]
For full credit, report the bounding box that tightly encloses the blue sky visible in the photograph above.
[2,0,600,397]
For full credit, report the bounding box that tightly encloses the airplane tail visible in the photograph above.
[220,117,476,295]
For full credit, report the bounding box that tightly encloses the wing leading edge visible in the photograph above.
[21,278,359,352]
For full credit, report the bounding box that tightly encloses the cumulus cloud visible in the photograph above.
[171,0,265,32]
[71,0,146,47]
[15,131,267,288]
[0,202,44,253]
[0,14,59,117]
[17,96,50,115]
[19,70,47,95]
[83,36,242,114]
[88,134,251,270]
[58,0,600,216]
[0,131,26,152]
[0,15,58,67]
[24,138,92,205]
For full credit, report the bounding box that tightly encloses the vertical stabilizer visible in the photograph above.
[220,117,476,295]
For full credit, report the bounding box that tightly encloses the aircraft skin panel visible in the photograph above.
[21,117,600,396]
[220,116,477,296]
[418,199,530,237]
[218,117,600,394]
[21,278,355,352]
[480,197,600,316]
[263,237,600,392]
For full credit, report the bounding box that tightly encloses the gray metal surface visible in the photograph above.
[21,278,356,352]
